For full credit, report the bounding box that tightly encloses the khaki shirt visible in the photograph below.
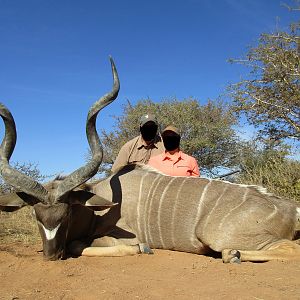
[111,135,165,173]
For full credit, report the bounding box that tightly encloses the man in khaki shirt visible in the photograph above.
[111,114,165,173]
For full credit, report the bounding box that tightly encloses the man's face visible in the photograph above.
[162,131,181,151]
[140,121,158,142]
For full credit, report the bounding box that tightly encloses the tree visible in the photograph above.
[228,10,300,143]
[236,140,300,201]
[98,98,240,176]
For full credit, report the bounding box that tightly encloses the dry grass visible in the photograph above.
[0,207,40,244]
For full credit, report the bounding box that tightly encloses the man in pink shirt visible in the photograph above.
[148,125,200,177]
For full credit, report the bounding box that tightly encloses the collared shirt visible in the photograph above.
[111,135,165,173]
[148,150,200,177]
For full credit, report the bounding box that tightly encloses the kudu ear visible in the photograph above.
[69,190,118,211]
[0,191,39,212]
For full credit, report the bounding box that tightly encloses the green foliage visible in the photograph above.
[228,16,300,143]
[236,141,300,201]
[98,98,239,176]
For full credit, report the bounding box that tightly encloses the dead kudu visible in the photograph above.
[1,59,300,263]
[0,57,140,260]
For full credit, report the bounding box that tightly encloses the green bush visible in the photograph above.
[237,144,300,202]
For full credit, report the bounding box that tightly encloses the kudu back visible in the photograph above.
[87,164,300,262]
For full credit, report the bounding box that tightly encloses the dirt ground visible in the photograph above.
[0,243,299,300]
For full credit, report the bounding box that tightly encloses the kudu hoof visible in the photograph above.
[138,243,154,254]
[222,249,241,264]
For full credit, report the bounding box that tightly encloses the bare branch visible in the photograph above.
[281,1,300,11]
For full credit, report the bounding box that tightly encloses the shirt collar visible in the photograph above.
[162,150,183,161]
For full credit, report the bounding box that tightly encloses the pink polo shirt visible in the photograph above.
[148,151,200,177]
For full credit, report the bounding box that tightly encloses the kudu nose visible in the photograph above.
[43,250,64,261]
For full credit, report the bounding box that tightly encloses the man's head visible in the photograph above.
[139,114,158,143]
[162,125,181,151]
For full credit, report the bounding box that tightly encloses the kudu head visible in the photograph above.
[0,57,119,260]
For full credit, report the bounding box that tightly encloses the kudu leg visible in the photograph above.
[80,245,140,257]
[68,240,152,257]
[222,240,300,263]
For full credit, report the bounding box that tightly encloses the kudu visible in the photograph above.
[0,57,145,260]
[1,59,300,263]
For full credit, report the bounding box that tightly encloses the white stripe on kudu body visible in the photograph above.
[201,184,229,236]
[157,177,176,248]
[136,171,150,236]
[142,173,161,243]
[218,187,249,230]
[192,179,212,248]
[145,176,165,246]
[171,177,187,248]
[266,204,279,221]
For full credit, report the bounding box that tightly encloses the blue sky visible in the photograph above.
[0,0,298,177]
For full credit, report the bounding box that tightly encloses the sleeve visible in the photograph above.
[190,157,200,177]
[111,142,131,173]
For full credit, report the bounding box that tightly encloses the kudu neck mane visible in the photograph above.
[112,163,285,200]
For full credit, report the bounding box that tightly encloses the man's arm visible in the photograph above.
[190,157,200,177]
[111,143,130,173]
